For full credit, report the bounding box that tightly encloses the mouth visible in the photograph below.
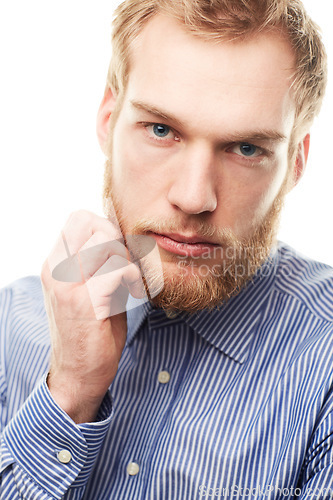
[149,231,220,258]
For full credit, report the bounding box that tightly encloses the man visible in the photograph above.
[0,0,332,498]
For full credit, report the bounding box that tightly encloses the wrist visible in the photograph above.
[46,372,105,424]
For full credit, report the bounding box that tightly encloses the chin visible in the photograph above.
[143,246,271,313]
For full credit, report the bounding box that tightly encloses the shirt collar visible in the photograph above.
[126,245,280,364]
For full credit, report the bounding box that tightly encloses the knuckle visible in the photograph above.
[127,261,142,275]
[92,230,111,246]
[67,209,93,227]
[105,218,121,237]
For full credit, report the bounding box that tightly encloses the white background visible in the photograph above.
[0,0,332,288]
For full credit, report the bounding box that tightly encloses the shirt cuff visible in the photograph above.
[2,374,113,498]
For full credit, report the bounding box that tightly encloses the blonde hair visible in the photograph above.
[107,0,327,141]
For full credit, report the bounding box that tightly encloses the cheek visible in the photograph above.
[224,156,288,233]
[258,151,289,209]
[111,125,146,191]
[112,125,172,196]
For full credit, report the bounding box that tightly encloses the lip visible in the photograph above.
[150,232,219,258]
[161,232,217,244]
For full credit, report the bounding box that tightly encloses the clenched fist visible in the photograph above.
[41,210,149,423]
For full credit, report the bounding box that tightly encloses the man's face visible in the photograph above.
[103,15,298,311]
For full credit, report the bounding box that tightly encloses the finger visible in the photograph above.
[78,231,129,281]
[48,211,122,277]
[86,256,146,319]
[93,256,145,299]
[62,210,122,255]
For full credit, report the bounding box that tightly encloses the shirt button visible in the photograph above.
[158,370,171,384]
[127,462,140,476]
[57,449,72,464]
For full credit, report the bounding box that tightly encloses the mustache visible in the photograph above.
[130,218,241,248]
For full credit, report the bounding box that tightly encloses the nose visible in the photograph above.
[167,143,218,215]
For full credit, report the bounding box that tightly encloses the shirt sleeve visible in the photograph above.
[0,375,113,500]
[296,389,333,499]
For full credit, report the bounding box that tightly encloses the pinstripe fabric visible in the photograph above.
[0,242,332,499]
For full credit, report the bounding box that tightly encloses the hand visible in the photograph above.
[41,210,145,423]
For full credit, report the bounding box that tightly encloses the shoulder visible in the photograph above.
[0,275,48,334]
[0,277,50,408]
[274,243,333,323]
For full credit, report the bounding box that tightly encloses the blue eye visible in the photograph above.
[153,124,170,138]
[229,142,263,160]
[144,122,180,144]
[239,143,259,157]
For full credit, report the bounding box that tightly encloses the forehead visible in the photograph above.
[125,14,296,136]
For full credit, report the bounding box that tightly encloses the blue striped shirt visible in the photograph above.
[0,242,332,499]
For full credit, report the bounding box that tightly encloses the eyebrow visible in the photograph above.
[131,99,183,128]
[130,99,288,144]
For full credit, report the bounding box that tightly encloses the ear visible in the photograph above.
[291,133,310,188]
[96,87,117,153]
